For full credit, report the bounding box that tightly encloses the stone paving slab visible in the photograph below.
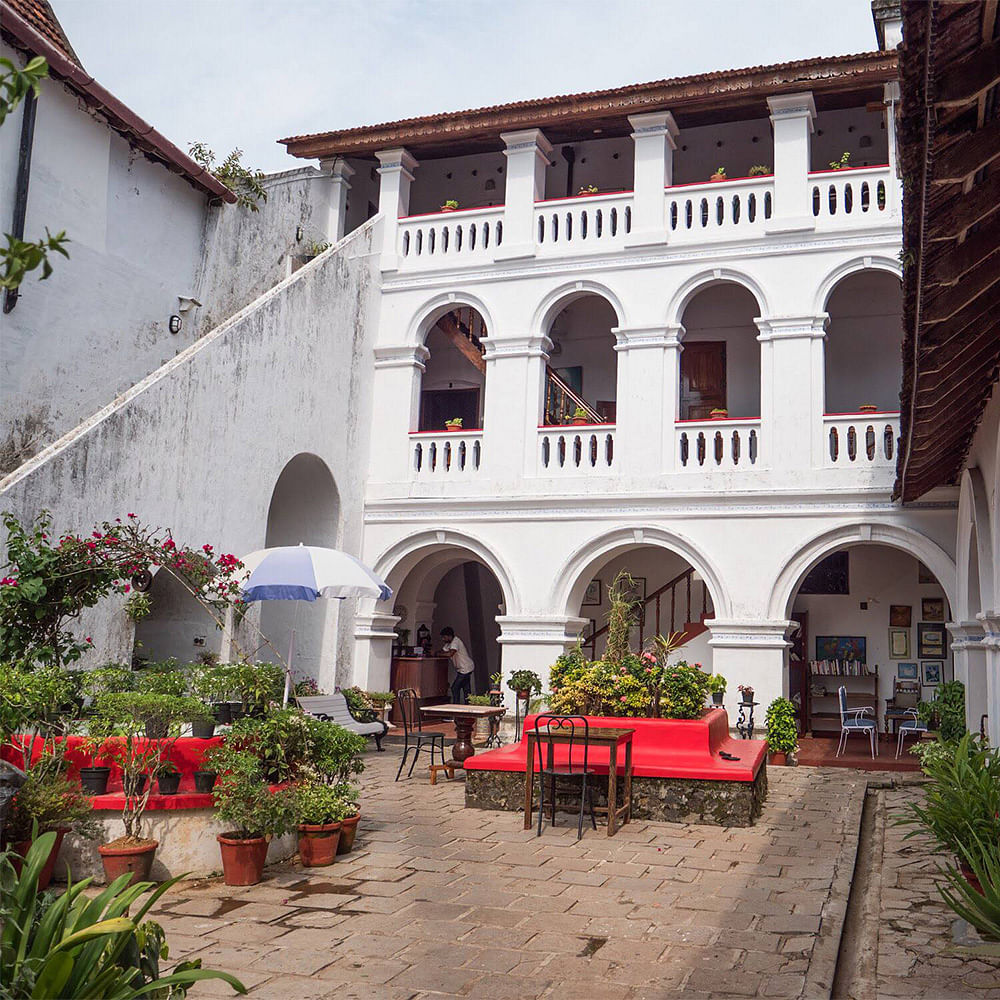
[151,750,877,998]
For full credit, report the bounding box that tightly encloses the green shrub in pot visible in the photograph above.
[507,670,542,696]
[134,659,190,697]
[291,780,353,826]
[764,697,798,757]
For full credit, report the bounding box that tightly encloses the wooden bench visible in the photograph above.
[296,693,388,751]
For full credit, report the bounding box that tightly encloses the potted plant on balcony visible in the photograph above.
[748,165,771,176]
[707,674,727,706]
[440,199,459,212]
[829,151,851,170]
[444,417,463,431]
[858,403,878,414]
[710,166,727,182]
[765,697,798,766]
[710,408,729,420]
[578,185,599,196]
[571,406,589,426]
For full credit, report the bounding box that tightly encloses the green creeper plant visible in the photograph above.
[764,697,799,754]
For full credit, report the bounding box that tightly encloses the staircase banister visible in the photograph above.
[589,566,698,643]
[545,366,602,423]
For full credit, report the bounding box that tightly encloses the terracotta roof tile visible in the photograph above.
[5,0,80,66]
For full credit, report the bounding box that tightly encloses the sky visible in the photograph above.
[53,0,882,174]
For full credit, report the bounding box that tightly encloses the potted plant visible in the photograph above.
[829,151,851,170]
[747,164,771,176]
[578,185,599,196]
[467,694,494,740]
[365,690,394,725]
[710,166,727,182]
[764,697,798,765]
[707,674,727,706]
[507,669,542,702]
[444,417,463,431]
[440,199,459,212]
[291,781,352,867]
[738,684,754,704]
[857,403,878,414]
[709,408,729,420]
[571,406,589,426]
[156,758,181,795]
[192,661,232,725]
[489,671,504,707]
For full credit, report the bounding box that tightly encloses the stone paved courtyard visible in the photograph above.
[146,750,1000,999]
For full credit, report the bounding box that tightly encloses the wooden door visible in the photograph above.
[680,341,726,420]
[419,388,480,431]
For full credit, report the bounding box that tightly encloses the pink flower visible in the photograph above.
[620,695,627,703]
[127,513,137,518]
[85,636,92,644]
[646,667,652,674]
[124,583,131,593]
[619,667,627,674]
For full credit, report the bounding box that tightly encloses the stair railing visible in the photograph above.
[544,366,603,425]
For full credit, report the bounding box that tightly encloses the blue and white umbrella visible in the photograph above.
[239,545,392,703]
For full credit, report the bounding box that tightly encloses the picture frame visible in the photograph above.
[922,597,945,622]
[815,635,867,663]
[623,575,647,607]
[555,365,583,396]
[917,622,946,658]
[897,662,918,680]
[582,578,602,607]
[922,660,943,686]
[918,561,936,584]
[889,604,912,627]
[581,618,597,641]
[888,628,910,659]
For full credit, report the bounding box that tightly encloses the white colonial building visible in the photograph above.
[2,1,959,729]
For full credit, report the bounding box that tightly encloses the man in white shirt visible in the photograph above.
[440,626,475,704]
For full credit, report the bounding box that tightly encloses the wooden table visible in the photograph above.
[419,703,507,764]
[523,726,634,836]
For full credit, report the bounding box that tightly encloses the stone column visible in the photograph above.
[884,81,902,218]
[375,148,418,272]
[977,614,1000,745]
[496,616,588,712]
[613,324,682,474]
[708,621,793,723]
[497,129,552,261]
[765,93,816,234]
[755,315,828,470]
[352,610,401,691]
[481,334,552,480]
[626,111,678,248]
[369,345,429,483]
[949,621,987,735]
[318,157,355,242]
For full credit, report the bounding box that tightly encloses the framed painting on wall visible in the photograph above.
[815,636,867,662]
[918,623,946,658]
[897,662,918,680]
[582,578,602,607]
[922,598,945,622]
[889,605,912,627]
[888,628,910,659]
[922,661,943,685]
[555,366,583,396]
[918,561,937,584]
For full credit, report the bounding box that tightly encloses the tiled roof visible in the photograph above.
[6,0,80,66]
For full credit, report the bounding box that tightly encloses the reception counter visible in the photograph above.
[390,655,450,724]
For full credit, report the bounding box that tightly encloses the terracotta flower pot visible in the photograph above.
[337,812,361,855]
[710,410,729,420]
[858,404,878,413]
[710,173,726,182]
[98,839,158,886]
[571,417,588,425]
[217,833,268,886]
[298,822,342,867]
[440,206,457,212]
[10,827,69,889]
[79,766,110,795]
[769,752,787,766]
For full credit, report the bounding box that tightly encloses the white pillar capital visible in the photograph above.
[766,92,816,235]
[480,334,552,361]
[613,324,683,351]
[374,344,430,370]
[350,611,400,690]
[628,111,679,144]
[318,157,355,241]
[497,129,552,261]
[375,147,418,182]
[375,147,418,272]
[500,129,554,165]
[754,314,829,342]
[766,92,817,127]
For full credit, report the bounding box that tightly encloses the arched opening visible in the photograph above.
[543,293,619,425]
[824,270,902,414]
[133,568,220,666]
[786,543,951,760]
[387,544,506,711]
[258,454,341,690]
[679,282,761,420]
[418,307,487,431]
[967,525,982,620]
[567,543,716,669]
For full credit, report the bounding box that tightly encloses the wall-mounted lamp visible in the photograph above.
[295,225,304,242]
[168,315,182,334]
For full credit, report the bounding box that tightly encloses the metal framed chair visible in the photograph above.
[836,685,878,759]
[884,679,921,737]
[532,714,597,840]
[896,707,929,759]
[394,687,448,781]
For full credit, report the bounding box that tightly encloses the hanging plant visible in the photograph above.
[124,591,152,623]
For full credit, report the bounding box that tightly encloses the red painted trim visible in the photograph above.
[666,174,772,190]
[400,206,501,220]
[409,428,483,435]
[807,163,890,177]
[534,190,633,205]
[675,417,760,425]
[538,423,616,429]
[823,410,900,418]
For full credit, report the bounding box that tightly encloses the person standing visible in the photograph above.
[441,626,474,704]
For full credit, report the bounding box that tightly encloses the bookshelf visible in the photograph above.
[807,662,879,736]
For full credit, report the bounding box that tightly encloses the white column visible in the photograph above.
[352,611,400,691]
[497,129,552,261]
[375,148,418,272]
[318,157,355,242]
[977,614,1000,745]
[765,93,816,234]
[626,111,678,248]
[708,621,793,724]
[613,324,682,475]
[949,621,987,734]
[369,345,428,483]
[496,616,587,714]
[755,315,827,471]
[884,81,902,218]
[481,334,552,481]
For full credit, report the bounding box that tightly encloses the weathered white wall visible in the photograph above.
[1,220,381,687]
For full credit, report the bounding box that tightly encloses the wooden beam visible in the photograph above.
[436,314,486,374]
[932,116,1000,184]
[935,37,1000,108]
[922,259,1000,323]
[922,277,1000,347]
[929,216,1000,284]
[927,168,1000,238]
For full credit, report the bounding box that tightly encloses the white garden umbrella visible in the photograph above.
[239,544,392,703]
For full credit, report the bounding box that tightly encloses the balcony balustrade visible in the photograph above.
[665,176,774,243]
[824,413,899,467]
[534,192,634,256]
[677,419,761,471]
[809,166,891,227]
[537,425,616,475]
[396,207,504,268]
[411,430,483,478]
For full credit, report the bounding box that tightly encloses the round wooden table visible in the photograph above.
[418,703,507,763]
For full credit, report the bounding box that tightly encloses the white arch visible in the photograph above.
[812,255,902,315]
[768,522,957,620]
[371,528,520,615]
[957,468,995,620]
[664,267,770,328]
[531,279,627,338]
[404,290,496,347]
[552,525,730,619]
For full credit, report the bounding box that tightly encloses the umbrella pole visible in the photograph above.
[283,630,294,706]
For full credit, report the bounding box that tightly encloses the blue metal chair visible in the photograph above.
[836,685,878,759]
[896,708,929,759]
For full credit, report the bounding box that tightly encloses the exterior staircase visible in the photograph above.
[544,366,603,425]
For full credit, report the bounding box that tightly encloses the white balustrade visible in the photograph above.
[676,420,761,471]
[809,166,891,225]
[411,431,483,478]
[665,176,774,243]
[534,192,634,255]
[396,207,503,269]
[824,413,899,467]
[538,425,615,475]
